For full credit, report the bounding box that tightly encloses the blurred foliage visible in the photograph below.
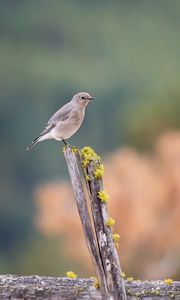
[35,132,180,280]
[12,235,90,277]
[0,0,180,276]
[123,89,180,149]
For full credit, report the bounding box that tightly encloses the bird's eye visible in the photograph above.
[81,96,85,100]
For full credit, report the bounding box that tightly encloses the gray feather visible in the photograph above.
[39,123,55,137]
[47,102,72,124]
[38,103,72,138]
[27,136,40,150]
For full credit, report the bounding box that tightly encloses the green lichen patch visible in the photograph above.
[85,175,91,181]
[94,164,104,179]
[66,271,77,279]
[80,146,100,168]
[71,146,78,154]
[91,277,100,289]
[112,233,120,248]
[164,278,174,285]
[120,272,126,279]
[98,190,109,203]
[106,217,115,228]
[127,277,134,282]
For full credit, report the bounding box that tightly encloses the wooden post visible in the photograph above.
[64,146,127,300]
[64,146,109,299]
[84,159,126,300]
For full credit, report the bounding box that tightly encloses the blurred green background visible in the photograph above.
[0,0,180,277]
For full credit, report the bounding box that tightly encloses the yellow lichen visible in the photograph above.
[106,217,115,228]
[120,272,126,279]
[66,271,77,279]
[136,279,141,283]
[91,277,100,289]
[94,164,104,179]
[62,146,66,153]
[127,277,134,282]
[86,175,91,181]
[164,278,173,285]
[112,233,120,247]
[72,146,78,154]
[81,146,100,168]
[98,190,109,203]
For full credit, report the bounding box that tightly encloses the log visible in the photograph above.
[0,275,179,299]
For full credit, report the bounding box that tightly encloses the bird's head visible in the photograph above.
[72,92,94,107]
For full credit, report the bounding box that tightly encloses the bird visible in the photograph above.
[27,92,94,150]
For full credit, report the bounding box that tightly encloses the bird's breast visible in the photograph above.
[52,109,85,140]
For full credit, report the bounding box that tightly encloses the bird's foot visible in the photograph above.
[62,139,75,149]
[62,139,71,147]
[62,140,79,154]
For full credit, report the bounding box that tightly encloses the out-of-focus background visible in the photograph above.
[0,0,180,280]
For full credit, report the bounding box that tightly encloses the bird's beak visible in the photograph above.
[87,96,95,100]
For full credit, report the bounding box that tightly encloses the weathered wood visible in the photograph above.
[0,275,179,299]
[85,159,127,300]
[65,147,126,299]
[0,275,100,300]
[64,146,109,299]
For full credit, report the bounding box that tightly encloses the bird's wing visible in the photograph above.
[39,103,72,137]
[47,102,72,124]
[39,123,56,137]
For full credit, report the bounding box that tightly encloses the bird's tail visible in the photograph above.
[27,136,40,150]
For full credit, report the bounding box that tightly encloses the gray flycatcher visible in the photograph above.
[27,92,94,150]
